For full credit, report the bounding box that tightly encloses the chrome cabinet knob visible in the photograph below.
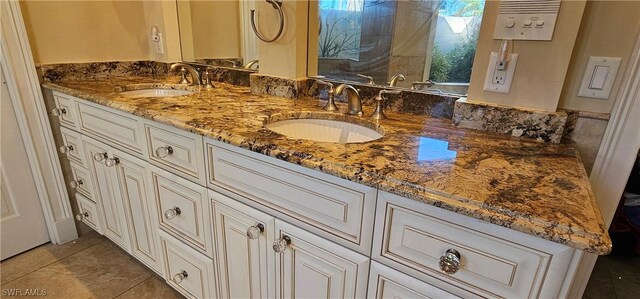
[59,145,74,154]
[75,211,89,221]
[155,146,173,158]
[439,249,461,275]
[246,223,265,240]
[70,179,84,188]
[164,207,181,219]
[93,152,108,162]
[272,235,291,253]
[172,270,188,284]
[51,108,66,116]
[104,157,120,167]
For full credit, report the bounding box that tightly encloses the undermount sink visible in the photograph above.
[118,88,194,98]
[265,115,384,144]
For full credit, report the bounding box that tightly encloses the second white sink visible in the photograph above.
[119,88,194,98]
[266,118,383,143]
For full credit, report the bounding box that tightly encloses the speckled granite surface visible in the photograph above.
[42,76,611,254]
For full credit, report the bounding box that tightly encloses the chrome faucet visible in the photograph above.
[335,84,362,116]
[170,63,201,86]
[411,80,435,90]
[388,74,405,87]
[243,60,259,70]
[357,74,375,85]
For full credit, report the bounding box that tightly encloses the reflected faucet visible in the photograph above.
[170,63,201,86]
[335,84,362,116]
[225,59,241,68]
[357,74,375,85]
[411,80,435,90]
[388,74,405,87]
[243,60,259,70]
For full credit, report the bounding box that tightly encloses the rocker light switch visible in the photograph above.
[578,56,621,99]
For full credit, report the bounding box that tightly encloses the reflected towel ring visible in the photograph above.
[250,0,285,43]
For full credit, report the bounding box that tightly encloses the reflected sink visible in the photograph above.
[265,116,384,144]
[118,88,194,98]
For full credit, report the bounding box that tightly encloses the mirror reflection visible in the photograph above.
[177,0,259,69]
[314,0,485,95]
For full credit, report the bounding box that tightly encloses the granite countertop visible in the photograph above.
[42,76,611,254]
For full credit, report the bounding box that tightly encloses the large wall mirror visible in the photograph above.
[177,0,259,69]
[311,0,485,95]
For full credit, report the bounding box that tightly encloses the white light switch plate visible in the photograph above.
[578,56,622,99]
[483,52,518,93]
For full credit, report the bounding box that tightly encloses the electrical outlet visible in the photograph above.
[484,52,518,93]
[155,33,164,55]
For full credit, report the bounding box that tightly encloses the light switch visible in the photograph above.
[578,56,622,99]
[589,65,609,90]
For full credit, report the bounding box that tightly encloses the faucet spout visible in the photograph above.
[335,84,362,116]
[243,60,259,70]
[388,74,405,87]
[170,63,202,86]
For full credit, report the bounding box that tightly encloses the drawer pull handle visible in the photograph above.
[155,146,174,158]
[104,157,120,167]
[70,179,84,188]
[246,223,265,240]
[59,145,74,154]
[75,212,89,221]
[272,235,291,253]
[439,249,461,275]
[164,207,181,219]
[51,108,66,116]
[93,152,108,162]
[172,270,188,284]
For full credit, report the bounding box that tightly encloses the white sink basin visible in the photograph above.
[118,88,194,98]
[266,118,383,143]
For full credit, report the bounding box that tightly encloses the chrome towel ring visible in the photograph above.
[250,0,284,43]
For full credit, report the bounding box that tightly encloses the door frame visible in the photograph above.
[568,31,640,298]
[1,1,77,244]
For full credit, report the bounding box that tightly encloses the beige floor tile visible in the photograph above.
[0,230,106,284]
[115,276,183,299]
[2,240,151,299]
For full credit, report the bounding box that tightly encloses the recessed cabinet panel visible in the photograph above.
[75,193,102,234]
[77,101,144,157]
[274,220,369,299]
[211,191,276,299]
[60,127,87,167]
[52,91,79,129]
[69,161,95,201]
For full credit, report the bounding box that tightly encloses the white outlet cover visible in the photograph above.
[577,56,622,99]
[483,52,519,93]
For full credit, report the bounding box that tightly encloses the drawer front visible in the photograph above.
[69,161,95,201]
[145,123,206,185]
[161,232,217,299]
[152,167,213,257]
[76,193,102,233]
[368,262,473,299]
[77,101,144,156]
[52,91,78,129]
[207,142,376,249]
[373,191,564,298]
[60,127,87,167]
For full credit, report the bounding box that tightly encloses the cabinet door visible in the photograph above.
[211,191,275,299]
[111,147,163,274]
[367,262,469,299]
[274,220,369,299]
[83,137,131,252]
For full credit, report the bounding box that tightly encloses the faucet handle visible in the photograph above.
[371,89,401,120]
[203,69,215,90]
[178,67,190,84]
[357,74,375,85]
[411,80,435,90]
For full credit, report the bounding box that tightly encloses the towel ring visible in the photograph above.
[250,0,284,43]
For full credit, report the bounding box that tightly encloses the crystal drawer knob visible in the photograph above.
[155,146,173,158]
[164,207,181,219]
[272,235,291,253]
[70,179,84,188]
[439,249,461,275]
[51,108,66,116]
[93,152,107,162]
[246,223,265,240]
[75,212,89,221]
[104,157,120,167]
[59,145,74,154]
[172,270,188,284]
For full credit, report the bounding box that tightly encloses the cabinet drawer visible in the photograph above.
[373,191,574,298]
[207,141,376,251]
[76,101,145,157]
[160,232,217,299]
[152,167,213,257]
[69,161,95,201]
[52,91,79,129]
[60,127,87,167]
[145,122,206,185]
[76,193,102,233]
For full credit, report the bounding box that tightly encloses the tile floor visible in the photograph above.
[583,254,640,299]
[0,231,182,299]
